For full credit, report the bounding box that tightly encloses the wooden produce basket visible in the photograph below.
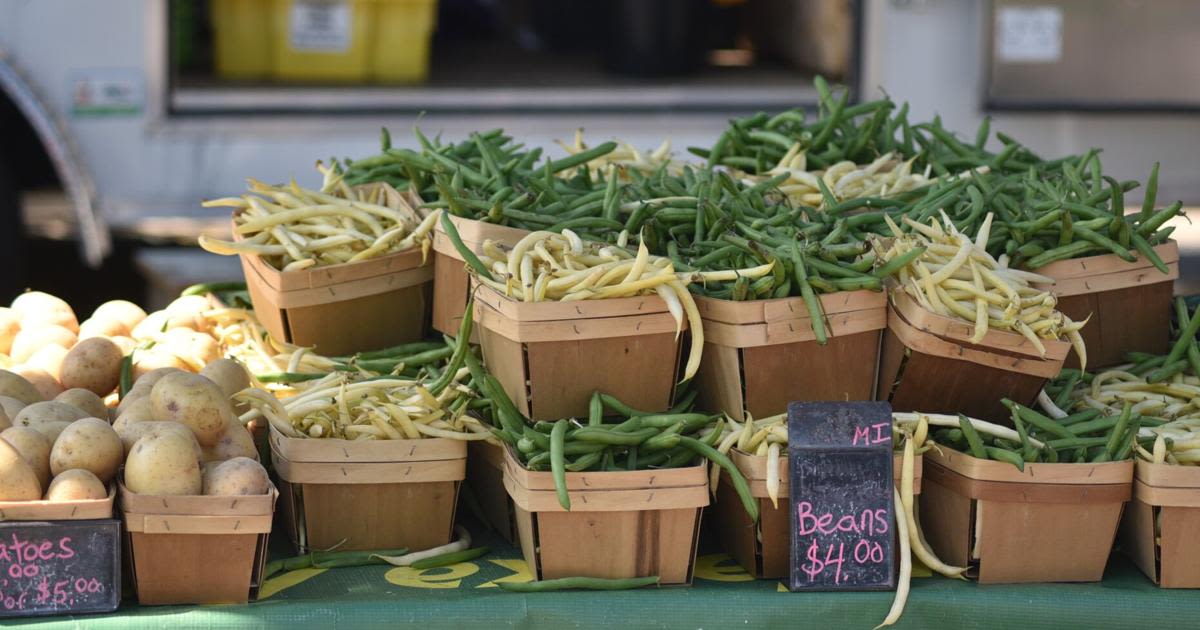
[1120,461,1200,588]
[0,487,115,521]
[119,482,275,605]
[503,447,707,585]
[918,447,1132,584]
[270,426,466,552]
[877,291,1070,424]
[465,439,517,544]
[239,244,433,357]
[694,290,886,419]
[431,214,530,336]
[714,450,920,579]
[474,283,684,421]
[1035,241,1178,369]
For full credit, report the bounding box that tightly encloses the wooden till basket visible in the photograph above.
[234,183,433,356]
[503,447,707,585]
[0,487,115,521]
[270,426,466,552]
[877,291,1070,423]
[714,450,920,579]
[918,447,1131,584]
[1034,240,1178,369]
[119,481,276,605]
[474,283,684,421]
[695,290,886,419]
[431,214,530,336]
[1120,461,1200,588]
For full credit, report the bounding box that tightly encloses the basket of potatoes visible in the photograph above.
[114,362,276,606]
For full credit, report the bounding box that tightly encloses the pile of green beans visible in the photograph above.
[336,127,545,197]
[339,126,621,240]
[931,399,1153,469]
[475,379,758,520]
[334,76,1178,310]
[694,76,1051,176]
[926,158,1182,271]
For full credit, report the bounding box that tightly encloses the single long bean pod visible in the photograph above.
[679,436,758,522]
[439,211,495,281]
[550,419,570,510]
[498,576,660,592]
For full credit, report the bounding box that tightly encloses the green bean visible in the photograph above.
[572,427,659,446]
[550,420,569,510]
[588,391,604,426]
[679,436,758,522]
[1129,232,1169,274]
[410,546,491,570]
[956,414,988,459]
[871,247,926,279]
[1104,403,1133,460]
[984,446,1025,471]
[350,340,445,361]
[547,142,617,174]
[439,212,494,281]
[1138,201,1183,237]
[791,244,827,345]
[497,576,660,592]
[1009,407,1037,461]
[1057,408,1102,426]
[1153,303,1200,382]
[428,300,473,396]
[1071,226,1137,262]
[255,372,327,384]
[265,547,408,579]
[181,281,247,297]
[346,346,453,373]
[1066,416,1120,437]
[1113,417,1142,461]
[1045,436,1111,450]
[1001,399,1074,439]
[118,354,134,398]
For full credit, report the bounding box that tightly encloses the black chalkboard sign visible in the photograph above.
[788,401,894,591]
[0,519,120,618]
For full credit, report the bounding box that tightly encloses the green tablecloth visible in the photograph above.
[11,519,1200,629]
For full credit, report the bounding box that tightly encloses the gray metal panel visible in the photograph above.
[987,0,1200,108]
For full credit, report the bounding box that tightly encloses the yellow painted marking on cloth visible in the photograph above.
[477,559,534,588]
[693,554,754,582]
[258,568,328,600]
[912,556,933,578]
[385,563,480,589]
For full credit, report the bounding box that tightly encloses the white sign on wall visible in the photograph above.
[995,6,1063,63]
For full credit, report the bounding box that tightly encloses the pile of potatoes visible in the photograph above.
[0,358,270,502]
[0,291,226,403]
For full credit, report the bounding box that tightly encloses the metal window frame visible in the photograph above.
[152,0,865,120]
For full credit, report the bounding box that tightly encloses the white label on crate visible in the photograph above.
[995,6,1063,63]
[289,1,352,52]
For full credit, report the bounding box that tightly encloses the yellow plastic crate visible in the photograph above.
[266,0,436,83]
[212,0,273,79]
[271,0,372,82]
[371,0,437,83]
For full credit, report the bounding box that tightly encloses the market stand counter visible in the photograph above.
[10,525,1199,629]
